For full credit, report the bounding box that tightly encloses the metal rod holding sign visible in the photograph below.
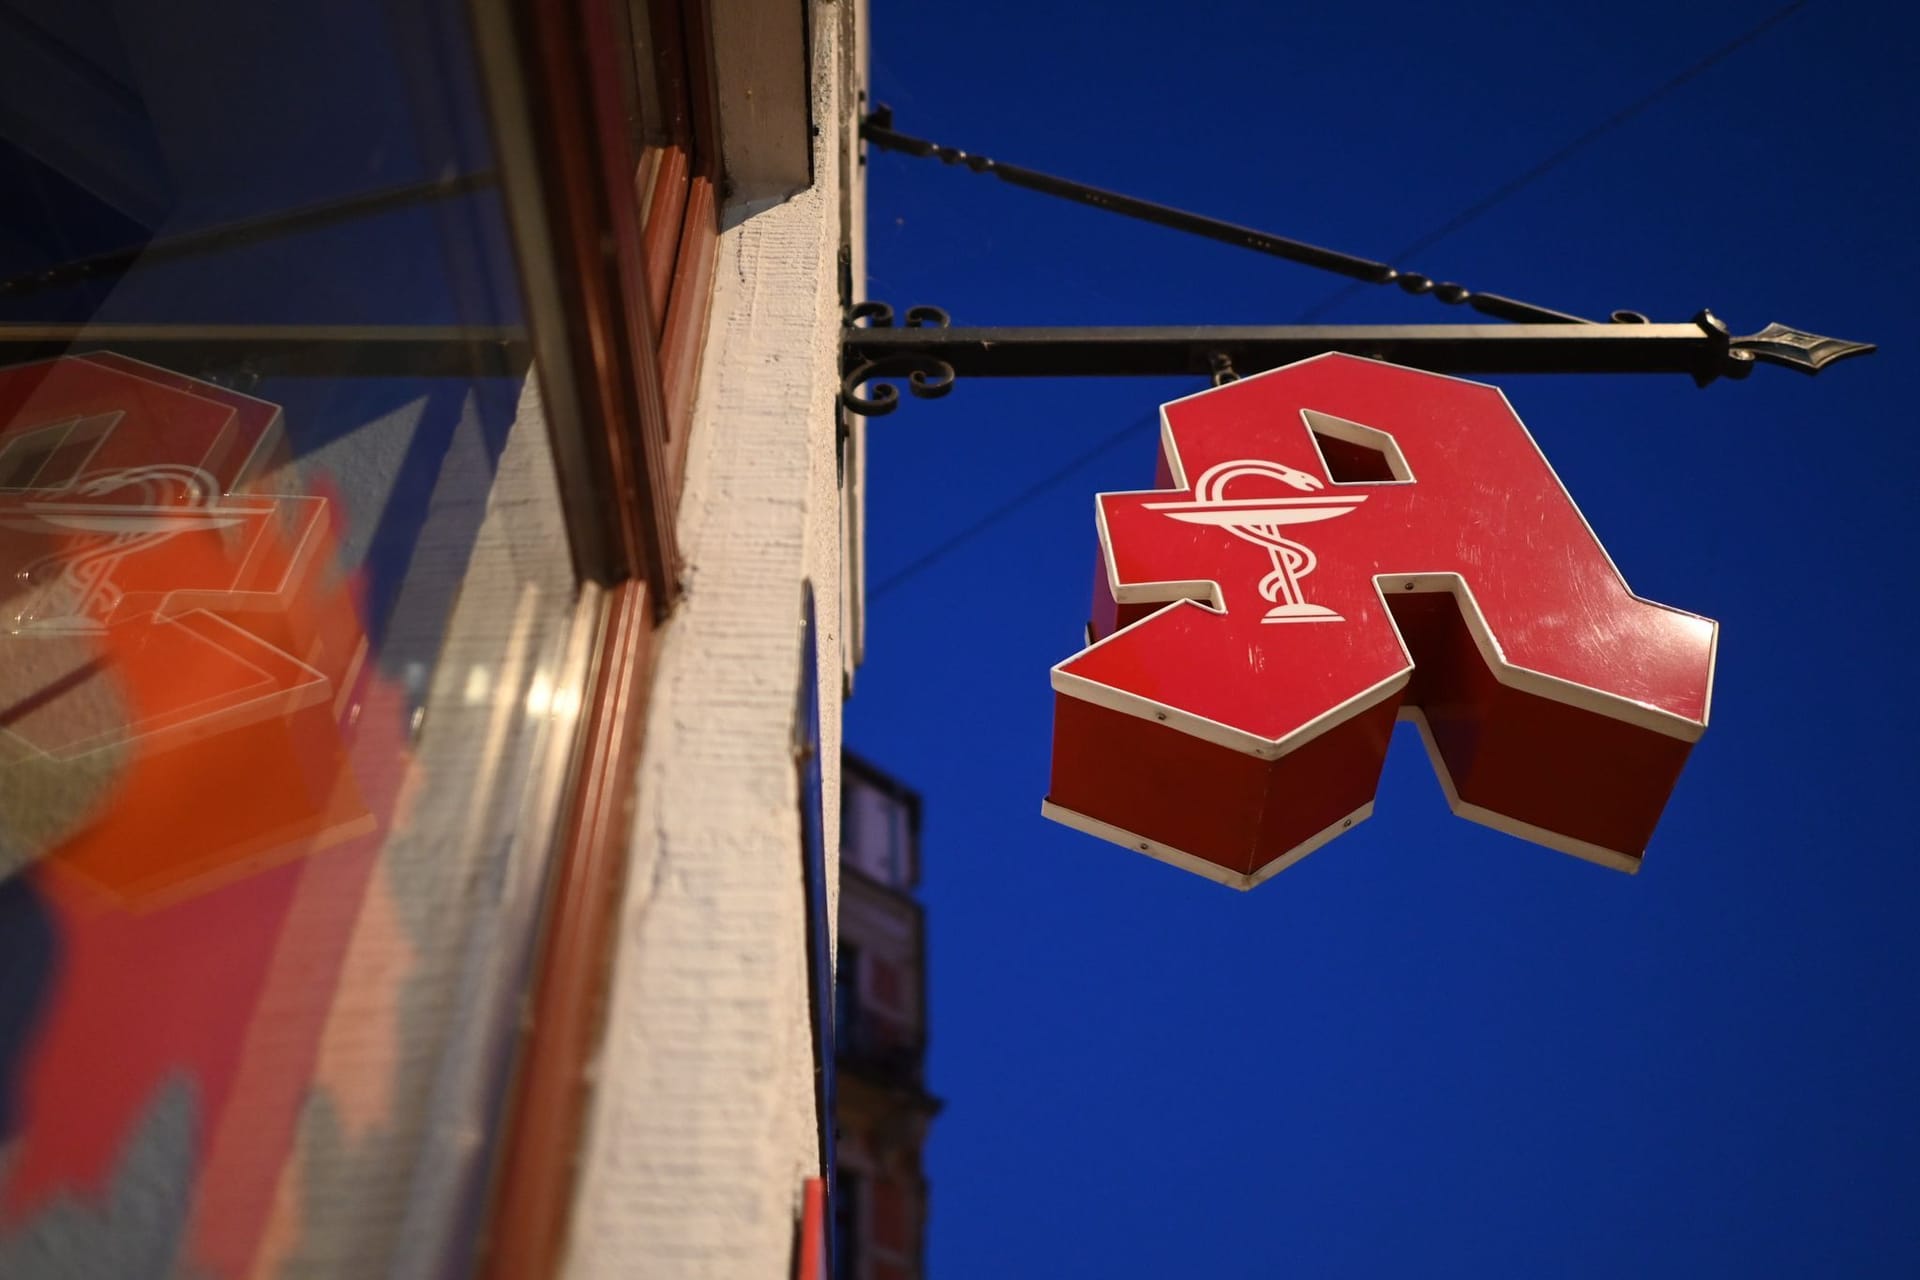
[840,307,1873,416]
[847,109,1875,417]
[860,107,1604,323]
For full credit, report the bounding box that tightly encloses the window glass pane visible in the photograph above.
[890,802,912,886]
[846,774,901,886]
[0,3,589,1276]
[835,943,861,1051]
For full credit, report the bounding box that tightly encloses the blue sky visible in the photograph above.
[848,2,1920,1274]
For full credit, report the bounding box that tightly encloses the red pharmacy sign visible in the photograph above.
[1045,354,1717,888]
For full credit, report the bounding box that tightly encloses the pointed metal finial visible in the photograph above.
[1730,323,1876,375]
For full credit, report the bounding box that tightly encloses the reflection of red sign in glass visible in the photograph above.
[0,353,369,905]
[1046,354,1717,888]
[1,355,391,1276]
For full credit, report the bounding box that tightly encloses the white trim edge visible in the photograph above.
[1041,798,1376,891]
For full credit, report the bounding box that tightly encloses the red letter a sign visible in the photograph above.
[1044,354,1716,888]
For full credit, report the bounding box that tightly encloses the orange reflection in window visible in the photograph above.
[1,356,398,1277]
[1,354,371,905]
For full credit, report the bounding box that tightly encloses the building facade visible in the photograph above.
[835,753,940,1280]
[0,0,875,1275]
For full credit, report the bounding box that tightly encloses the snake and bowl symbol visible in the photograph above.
[1143,459,1365,623]
[5,466,241,635]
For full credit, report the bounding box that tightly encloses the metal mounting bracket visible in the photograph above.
[839,305,1872,417]
[846,109,1873,417]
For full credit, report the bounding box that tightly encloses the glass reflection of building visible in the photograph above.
[0,1,875,1276]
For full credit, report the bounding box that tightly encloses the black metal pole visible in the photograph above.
[849,111,1874,416]
[839,310,1874,415]
[848,323,1737,378]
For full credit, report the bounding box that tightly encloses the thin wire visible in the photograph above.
[1296,0,1810,322]
[868,417,1147,600]
[867,2,1808,602]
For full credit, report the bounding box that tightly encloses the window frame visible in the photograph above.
[467,0,720,1274]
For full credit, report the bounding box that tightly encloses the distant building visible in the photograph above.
[834,753,941,1280]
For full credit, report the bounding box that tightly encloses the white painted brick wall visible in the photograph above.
[563,2,857,1274]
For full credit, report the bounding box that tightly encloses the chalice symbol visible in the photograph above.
[6,465,240,634]
[1144,458,1366,623]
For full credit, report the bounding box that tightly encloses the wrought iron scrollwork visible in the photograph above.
[840,357,958,416]
[841,301,958,416]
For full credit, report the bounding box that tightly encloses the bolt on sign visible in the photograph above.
[1044,353,1717,889]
